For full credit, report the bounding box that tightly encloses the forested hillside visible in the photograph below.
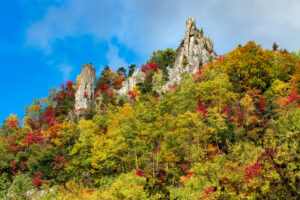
[1,41,300,199]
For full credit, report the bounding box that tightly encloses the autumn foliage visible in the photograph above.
[1,41,300,199]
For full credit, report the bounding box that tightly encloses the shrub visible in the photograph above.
[8,173,34,199]
[182,55,188,66]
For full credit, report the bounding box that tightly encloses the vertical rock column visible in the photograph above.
[116,18,216,94]
[184,18,196,59]
[75,64,96,110]
[165,18,216,88]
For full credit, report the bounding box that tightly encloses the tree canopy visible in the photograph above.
[1,41,299,199]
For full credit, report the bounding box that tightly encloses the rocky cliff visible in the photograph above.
[115,68,146,96]
[74,18,216,101]
[75,63,96,110]
[116,18,216,95]
[164,18,216,89]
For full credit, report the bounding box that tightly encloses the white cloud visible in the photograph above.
[58,62,72,81]
[106,42,128,70]
[25,0,131,53]
[25,0,300,57]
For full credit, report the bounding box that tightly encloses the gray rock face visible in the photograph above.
[75,64,96,110]
[116,68,146,96]
[164,18,216,89]
[115,18,216,95]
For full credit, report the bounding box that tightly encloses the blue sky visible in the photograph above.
[1,0,300,123]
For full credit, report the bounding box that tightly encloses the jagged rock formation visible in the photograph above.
[74,18,216,99]
[75,64,96,110]
[116,68,146,96]
[116,18,216,95]
[164,18,216,88]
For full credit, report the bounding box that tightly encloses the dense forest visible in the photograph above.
[0,41,300,199]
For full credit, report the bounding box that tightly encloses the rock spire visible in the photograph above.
[164,18,216,87]
[75,63,96,110]
[116,18,216,96]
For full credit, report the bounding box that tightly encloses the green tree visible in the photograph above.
[272,42,279,51]
[117,67,126,78]
[69,119,99,178]
[263,108,300,198]
[99,171,149,199]
[8,173,34,200]
[128,64,136,77]
[291,49,300,61]
[97,66,111,86]
[0,173,11,199]
[148,48,176,80]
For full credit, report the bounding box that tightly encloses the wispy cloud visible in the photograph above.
[25,0,131,53]
[106,42,128,70]
[58,62,72,81]
[25,0,300,58]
